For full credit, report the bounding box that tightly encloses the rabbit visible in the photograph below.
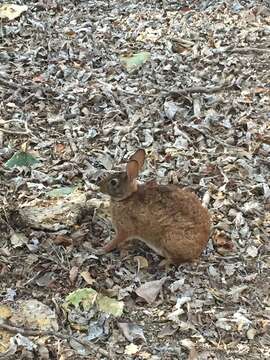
[98,149,211,265]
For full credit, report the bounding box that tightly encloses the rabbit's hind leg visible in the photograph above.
[163,231,197,265]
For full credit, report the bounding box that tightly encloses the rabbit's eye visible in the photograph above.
[110,178,119,187]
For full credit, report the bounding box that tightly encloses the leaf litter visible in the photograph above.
[0,0,270,359]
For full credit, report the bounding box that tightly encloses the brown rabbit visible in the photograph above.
[98,149,210,265]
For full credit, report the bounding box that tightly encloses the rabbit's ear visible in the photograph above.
[129,149,145,170]
[126,160,139,181]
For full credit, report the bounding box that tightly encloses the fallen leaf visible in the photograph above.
[233,310,251,331]
[164,101,178,120]
[124,343,139,355]
[212,231,235,254]
[224,263,236,276]
[97,295,124,317]
[52,234,73,246]
[64,288,98,311]
[247,328,257,340]
[137,28,162,42]
[12,300,58,331]
[0,4,28,21]
[19,192,87,231]
[80,271,96,285]
[188,347,199,360]
[180,339,198,360]
[36,272,55,287]
[137,351,151,359]
[0,305,13,319]
[5,151,39,168]
[53,143,66,154]
[118,322,146,342]
[69,266,79,284]
[47,186,76,198]
[10,232,28,248]
[32,74,46,83]
[120,52,151,73]
[64,288,124,317]
[167,308,185,322]
[246,245,258,258]
[158,324,178,338]
[86,318,106,341]
[169,278,185,292]
[14,334,36,351]
[3,288,17,301]
[216,318,232,331]
[135,277,167,304]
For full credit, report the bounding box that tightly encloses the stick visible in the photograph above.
[0,76,58,96]
[229,47,270,54]
[0,128,30,136]
[167,83,233,97]
[0,321,110,357]
[64,125,78,154]
[183,125,236,148]
[0,77,21,90]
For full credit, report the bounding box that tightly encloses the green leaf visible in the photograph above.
[5,151,39,168]
[63,288,124,317]
[63,288,98,311]
[120,52,151,73]
[97,295,124,317]
[47,186,76,198]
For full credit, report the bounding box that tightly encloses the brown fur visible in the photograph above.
[98,150,210,265]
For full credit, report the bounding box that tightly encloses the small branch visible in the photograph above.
[64,125,78,154]
[210,45,270,55]
[0,130,3,147]
[167,83,233,97]
[229,47,270,54]
[183,125,236,148]
[0,77,21,90]
[0,321,110,358]
[0,128,30,136]
[0,76,58,97]
[0,119,31,136]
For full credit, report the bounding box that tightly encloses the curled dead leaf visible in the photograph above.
[212,231,235,255]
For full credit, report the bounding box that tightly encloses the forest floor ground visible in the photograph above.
[0,0,269,359]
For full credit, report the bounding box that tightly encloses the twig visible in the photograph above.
[0,128,30,136]
[0,118,31,136]
[0,130,3,148]
[0,77,21,90]
[64,125,78,154]
[0,75,58,97]
[210,45,270,55]
[38,254,69,272]
[229,47,270,54]
[0,321,110,358]
[183,125,236,148]
[167,83,233,97]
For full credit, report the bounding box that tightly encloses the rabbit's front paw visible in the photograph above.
[102,239,118,252]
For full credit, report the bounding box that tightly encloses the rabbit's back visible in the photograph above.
[111,182,210,263]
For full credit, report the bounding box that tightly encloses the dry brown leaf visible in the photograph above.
[80,271,96,285]
[69,266,79,284]
[135,277,167,304]
[212,231,235,254]
[53,235,73,246]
